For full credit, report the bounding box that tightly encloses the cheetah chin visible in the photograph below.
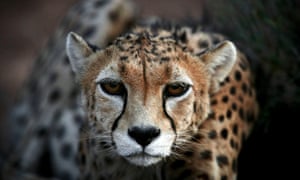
[124,152,162,166]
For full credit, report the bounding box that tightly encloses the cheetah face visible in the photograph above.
[66,32,236,166]
[94,59,195,166]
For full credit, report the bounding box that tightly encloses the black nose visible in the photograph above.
[128,126,161,147]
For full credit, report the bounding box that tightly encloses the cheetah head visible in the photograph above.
[66,31,236,166]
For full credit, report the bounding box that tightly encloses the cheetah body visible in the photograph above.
[4,0,258,179]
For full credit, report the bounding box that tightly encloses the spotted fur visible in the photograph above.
[3,0,258,179]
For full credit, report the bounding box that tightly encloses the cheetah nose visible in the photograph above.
[128,126,161,147]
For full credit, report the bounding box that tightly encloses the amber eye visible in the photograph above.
[164,82,190,97]
[99,80,126,96]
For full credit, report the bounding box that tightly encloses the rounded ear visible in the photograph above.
[200,41,237,92]
[66,32,95,78]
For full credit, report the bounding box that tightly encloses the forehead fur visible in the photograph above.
[81,28,210,93]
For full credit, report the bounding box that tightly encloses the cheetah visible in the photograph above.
[2,0,258,179]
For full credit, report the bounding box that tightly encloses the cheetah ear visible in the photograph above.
[66,32,95,77]
[200,41,237,93]
[202,41,237,82]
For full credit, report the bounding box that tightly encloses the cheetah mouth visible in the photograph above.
[124,152,161,158]
[123,152,163,166]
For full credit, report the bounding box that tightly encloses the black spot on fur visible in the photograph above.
[233,124,239,135]
[120,56,128,61]
[219,114,224,122]
[207,111,215,119]
[222,95,229,103]
[179,31,187,43]
[161,57,170,62]
[126,34,132,39]
[234,70,242,81]
[220,128,228,139]
[217,155,229,167]
[48,88,61,104]
[226,109,232,119]
[230,138,235,149]
[232,102,237,111]
[230,86,236,95]
[208,130,217,139]
[36,127,48,138]
[200,150,212,160]
[242,83,248,94]
[225,76,230,83]
[211,99,218,106]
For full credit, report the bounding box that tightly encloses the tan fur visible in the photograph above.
[65,25,259,179]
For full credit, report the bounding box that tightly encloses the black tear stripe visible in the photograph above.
[163,95,177,133]
[111,94,127,131]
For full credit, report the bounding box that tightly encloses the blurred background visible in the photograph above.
[0,0,299,179]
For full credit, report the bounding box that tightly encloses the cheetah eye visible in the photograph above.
[99,79,126,96]
[164,82,190,97]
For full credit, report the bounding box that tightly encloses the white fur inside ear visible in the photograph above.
[66,32,93,76]
[205,41,237,82]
